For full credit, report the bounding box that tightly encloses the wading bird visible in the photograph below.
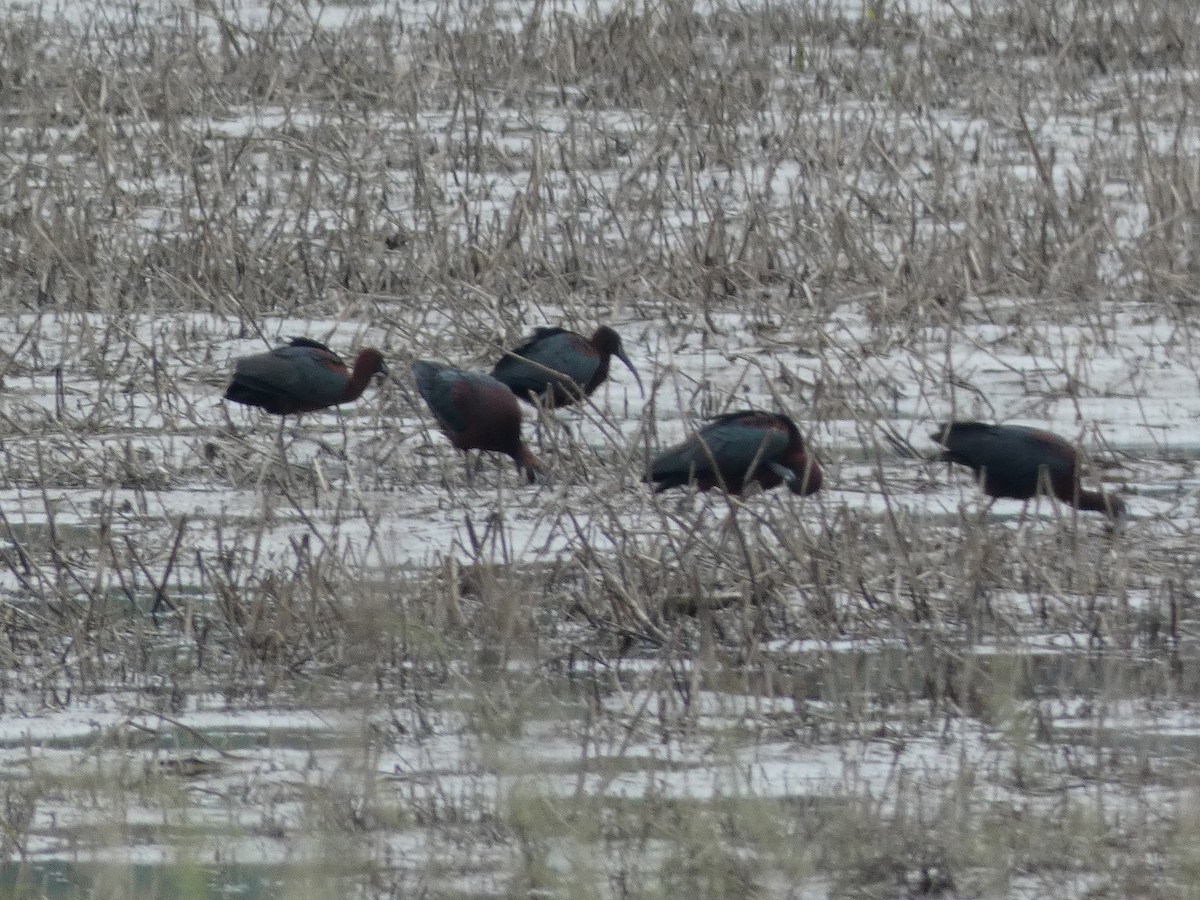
[930,421,1125,518]
[413,360,545,483]
[224,337,388,415]
[492,326,643,409]
[646,410,823,496]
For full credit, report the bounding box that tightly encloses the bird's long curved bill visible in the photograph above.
[385,368,422,406]
[616,349,645,396]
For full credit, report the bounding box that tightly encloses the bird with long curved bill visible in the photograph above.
[930,421,1126,519]
[646,410,823,496]
[492,326,643,409]
[224,337,388,415]
[413,360,546,485]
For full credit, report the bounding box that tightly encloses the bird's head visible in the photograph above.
[355,348,389,378]
[592,326,644,396]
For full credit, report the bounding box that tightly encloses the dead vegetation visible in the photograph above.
[0,0,1199,896]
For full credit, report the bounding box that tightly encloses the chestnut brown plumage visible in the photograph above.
[413,360,544,483]
[647,410,823,496]
[931,421,1125,518]
[492,326,643,408]
[224,337,387,415]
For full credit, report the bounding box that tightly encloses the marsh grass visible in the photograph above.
[0,0,1198,896]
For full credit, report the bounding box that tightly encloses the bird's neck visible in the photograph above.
[340,358,377,402]
[787,456,823,495]
[587,354,611,390]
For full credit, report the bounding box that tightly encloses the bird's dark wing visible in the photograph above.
[493,330,597,395]
[276,345,351,405]
[286,337,344,363]
[227,347,341,408]
[699,417,790,472]
[932,422,1073,488]
[651,418,789,488]
[415,360,483,434]
[414,361,460,432]
[648,434,710,489]
[509,327,570,355]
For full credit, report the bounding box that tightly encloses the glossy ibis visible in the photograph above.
[224,337,388,415]
[646,410,823,496]
[931,421,1125,518]
[413,360,545,483]
[492,326,643,409]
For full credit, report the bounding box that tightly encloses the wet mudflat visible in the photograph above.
[2,0,1200,897]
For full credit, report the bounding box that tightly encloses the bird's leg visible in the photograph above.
[337,413,351,461]
[279,415,302,494]
[311,456,329,501]
[288,427,344,461]
[714,501,741,554]
[958,497,995,627]
[255,416,290,493]
[966,496,993,531]
[547,409,574,442]
[530,404,545,449]
[531,401,573,452]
